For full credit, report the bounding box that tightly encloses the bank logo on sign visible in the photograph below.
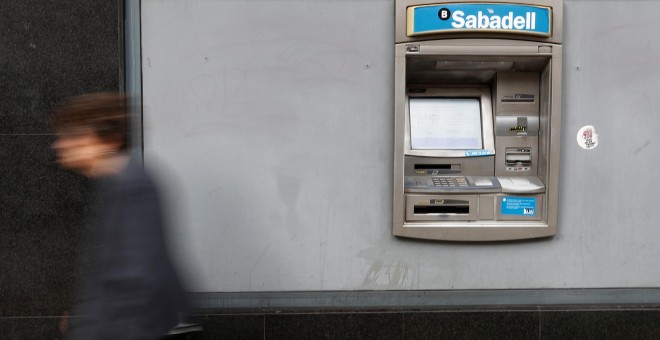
[408,3,552,37]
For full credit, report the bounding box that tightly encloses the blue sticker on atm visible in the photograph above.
[465,150,492,157]
[408,3,552,37]
[501,197,537,216]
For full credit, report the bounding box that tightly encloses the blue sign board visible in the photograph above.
[501,196,537,216]
[408,3,552,37]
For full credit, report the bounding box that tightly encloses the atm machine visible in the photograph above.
[393,0,563,241]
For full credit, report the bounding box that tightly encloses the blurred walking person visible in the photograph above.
[51,93,188,339]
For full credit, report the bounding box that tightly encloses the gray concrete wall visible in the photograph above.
[141,0,660,292]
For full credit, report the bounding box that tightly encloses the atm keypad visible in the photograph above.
[432,176,468,187]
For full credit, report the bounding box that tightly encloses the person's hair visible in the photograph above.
[51,92,130,151]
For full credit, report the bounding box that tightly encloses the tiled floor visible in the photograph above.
[3,307,660,339]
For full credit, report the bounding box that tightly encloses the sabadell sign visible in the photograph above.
[407,3,552,37]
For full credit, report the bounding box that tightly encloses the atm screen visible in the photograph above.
[409,97,483,150]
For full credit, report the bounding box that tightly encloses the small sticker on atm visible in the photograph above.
[465,150,492,157]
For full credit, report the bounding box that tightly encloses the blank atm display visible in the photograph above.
[409,97,483,150]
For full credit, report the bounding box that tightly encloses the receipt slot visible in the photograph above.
[393,0,563,241]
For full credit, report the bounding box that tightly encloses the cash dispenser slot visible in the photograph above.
[415,201,470,215]
[414,201,470,214]
[406,195,477,221]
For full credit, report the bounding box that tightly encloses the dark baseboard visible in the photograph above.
[189,288,660,312]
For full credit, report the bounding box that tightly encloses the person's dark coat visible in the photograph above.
[68,158,187,339]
